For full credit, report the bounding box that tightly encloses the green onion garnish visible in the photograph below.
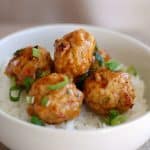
[105,60,122,71]
[24,77,34,91]
[26,96,34,104]
[36,70,49,78]
[32,47,40,58]
[31,116,45,126]
[94,51,104,65]
[126,66,138,76]
[9,86,22,102]
[109,109,120,120]
[103,109,126,126]
[41,97,49,107]
[48,76,69,90]
[110,115,126,126]
[40,71,49,77]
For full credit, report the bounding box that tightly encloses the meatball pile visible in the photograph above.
[5,28,135,125]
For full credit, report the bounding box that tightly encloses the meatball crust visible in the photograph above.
[84,68,135,115]
[28,73,84,124]
[54,29,96,79]
[5,46,53,85]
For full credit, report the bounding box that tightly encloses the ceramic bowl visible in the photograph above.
[0,24,149,150]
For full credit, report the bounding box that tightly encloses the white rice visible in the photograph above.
[0,63,148,130]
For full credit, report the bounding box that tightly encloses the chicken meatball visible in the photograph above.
[5,46,53,86]
[28,73,84,124]
[54,29,96,79]
[84,68,135,115]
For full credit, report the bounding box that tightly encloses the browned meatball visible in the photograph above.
[84,68,135,115]
[5,46,53,85]
[54,29,96,79]
[28,73,84,124]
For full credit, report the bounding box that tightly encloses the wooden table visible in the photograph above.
[0,23,149,150]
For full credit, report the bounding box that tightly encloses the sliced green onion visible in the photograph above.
[32,47,40,58]
[110,115,127,126]
[94,51,104,65]
[9,86,22,102]
[102,109,126,126]
[105,60,122,71]
[24,77,34,91]
[48,76,69,90]
[26,96,34,104]
[36,70,49,78]
[126,66,138,76]
[40,71,49,77]
[30,116,45,126]
[109,109,119,120]
[41,97,49,107]
[36,69,43,78]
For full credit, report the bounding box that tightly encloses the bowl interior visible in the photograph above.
[0,24,149,111]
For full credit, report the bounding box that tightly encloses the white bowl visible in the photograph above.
[0,24,149,150]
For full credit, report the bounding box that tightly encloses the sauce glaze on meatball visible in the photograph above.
[54,29,96,79]
[84,68,135,115]
[28,73,84,124]
[5,46,53,85]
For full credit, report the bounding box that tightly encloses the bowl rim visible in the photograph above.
[0,23,149,134]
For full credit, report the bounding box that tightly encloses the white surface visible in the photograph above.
[0,24,150,150]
